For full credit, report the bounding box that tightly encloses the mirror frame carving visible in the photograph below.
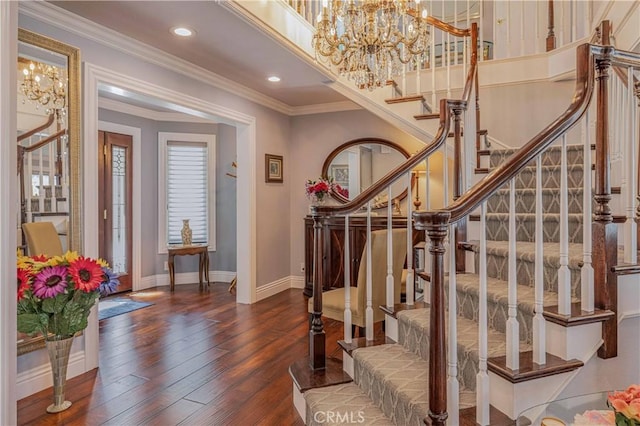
[321,137,413,208]
[17,29,82,356]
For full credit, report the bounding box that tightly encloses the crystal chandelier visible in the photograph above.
[20,61,67,112]
[313,0,430,90]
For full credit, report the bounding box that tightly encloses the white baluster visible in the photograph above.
[406,172,415,306]
[582,111,594,313]
[481,0,486,61]
[533,156,547,364]
[38,147,44,213]
[558,135,571,315]
[446,32,451,98]
[386,186,394,308]
[415,57,421,96]
[344,214,352,343]
[625,68,638,264]
[506,179,520,370]
[425,159,431,210]
[366,201,374,341]
[26,149,33,220]
[476,201,490,426]
[430,21,436,107]
[454,0,458,66]
[447,222,459,425]
[49,141,56,213]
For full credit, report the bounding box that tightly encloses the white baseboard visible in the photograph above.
[16,350,86,400]
[256,275,307,301]
[257,276,292,301]
[290,275,305,289]
[137,270,236,291]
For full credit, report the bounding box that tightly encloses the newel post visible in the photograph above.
[593,51,618,359]
[419,211,451,426]
[546,0,556,51]
[309,215,326,370]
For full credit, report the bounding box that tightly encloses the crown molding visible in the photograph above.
[18,1,297,115]
[290,100,361,116]
[98,97,217,123]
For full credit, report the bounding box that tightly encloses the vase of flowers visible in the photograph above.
[17,251,119,413]
[609,385,640,425]
[305,177,347,206]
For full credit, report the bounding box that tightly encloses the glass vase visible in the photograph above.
[45,335,74,413]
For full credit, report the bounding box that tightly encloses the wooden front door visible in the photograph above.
[98,131,133,293]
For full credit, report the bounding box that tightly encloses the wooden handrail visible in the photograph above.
[17,113,54,142]
[311,98,458,217]
[20,129,66,153]
[417,43,597,225]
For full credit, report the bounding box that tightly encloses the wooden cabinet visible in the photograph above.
[303,215,422,297]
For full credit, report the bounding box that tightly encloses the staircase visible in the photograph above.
[301,141,615,425]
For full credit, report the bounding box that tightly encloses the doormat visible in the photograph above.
[98,298,153,320]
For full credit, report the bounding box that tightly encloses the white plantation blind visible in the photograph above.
[158,132,216,253]
[166,141,208,244]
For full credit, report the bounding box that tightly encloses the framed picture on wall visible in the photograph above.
[330,164,349,186]
[265,154,283,183]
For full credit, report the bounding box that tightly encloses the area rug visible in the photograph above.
[98,298,153,320]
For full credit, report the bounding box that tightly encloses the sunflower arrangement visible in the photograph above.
[17,251,119,338]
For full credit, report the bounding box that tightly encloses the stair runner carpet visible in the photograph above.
[303,146,591,424]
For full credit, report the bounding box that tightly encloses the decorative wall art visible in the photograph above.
[265,154,283,183]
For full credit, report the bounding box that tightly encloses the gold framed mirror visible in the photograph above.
[17,29,81,355]
[321,137,414,209]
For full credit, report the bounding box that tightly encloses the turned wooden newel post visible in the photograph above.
[546,0,556,51]
[420,211,451,426]
[593,52,618,359]
[452,103,467,273]
[310,214,326,370]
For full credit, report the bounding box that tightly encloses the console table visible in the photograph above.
[303,215,421,297]
[167,244,209,291]
[516,391,613,425]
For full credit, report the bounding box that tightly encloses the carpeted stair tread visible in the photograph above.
[305,382,394,425]
[487,187,588,215]
[396,308,531,390]
[467,240,585,270]
[455,273,566,313]
[397,308,531,360]
[352,344,475,425]
[480,213,584,243]
[490,144,585,168]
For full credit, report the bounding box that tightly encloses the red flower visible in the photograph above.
[31,254,48,262]
[17,268,32,301]
[68,256,103,292]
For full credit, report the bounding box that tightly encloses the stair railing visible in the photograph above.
[415,40,640,424]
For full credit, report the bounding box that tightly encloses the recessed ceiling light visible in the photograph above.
[171,27,194,37]
[267,76,281,82]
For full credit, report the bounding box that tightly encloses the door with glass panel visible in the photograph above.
[98,131,133,293]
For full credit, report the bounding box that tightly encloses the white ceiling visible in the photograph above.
[51,0,347,108]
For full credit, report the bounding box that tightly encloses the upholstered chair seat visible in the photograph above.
[308,228,408,330]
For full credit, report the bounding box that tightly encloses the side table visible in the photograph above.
[167,244,210,291]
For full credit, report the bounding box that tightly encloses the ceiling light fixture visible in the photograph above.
[267,76,281,82]
[171,27,194,37]
[20,60,67,113]
[313,0,430,91]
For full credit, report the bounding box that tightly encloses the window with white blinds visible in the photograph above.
[167,142,208,244]
[158,133,216,252]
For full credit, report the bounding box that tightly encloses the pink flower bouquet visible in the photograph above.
[609,385,640,425]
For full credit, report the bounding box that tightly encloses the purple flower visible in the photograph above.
[99,267,120,297]
[32,265,68,299]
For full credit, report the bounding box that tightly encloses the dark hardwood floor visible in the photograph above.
[18,284,345,425]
